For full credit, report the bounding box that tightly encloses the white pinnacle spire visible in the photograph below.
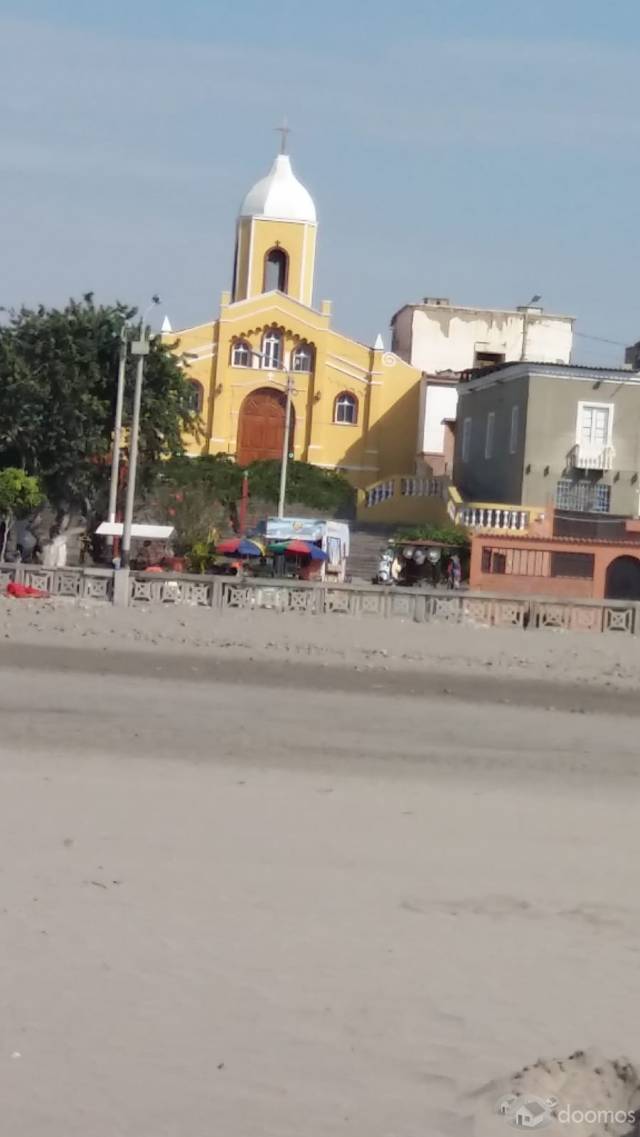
[374,333,384,350]
[161,315,172,333]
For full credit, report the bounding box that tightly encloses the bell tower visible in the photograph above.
[232,130,318,307]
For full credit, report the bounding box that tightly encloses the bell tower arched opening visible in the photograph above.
[263,247,289,293]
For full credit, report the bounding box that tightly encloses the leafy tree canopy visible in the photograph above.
[245,459,354,514]
[0,468,42,560]
[159,455,355,517]
[0,294,197,520]
[395,522,469,546]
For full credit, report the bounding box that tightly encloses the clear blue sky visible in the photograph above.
[2,0,639,363]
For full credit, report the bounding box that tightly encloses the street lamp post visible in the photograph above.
[277,370,295,518]
[106,323,128,549]
[119,298,160,570]
[120,329,148,569]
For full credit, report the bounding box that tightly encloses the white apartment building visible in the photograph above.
[390,297,575,474]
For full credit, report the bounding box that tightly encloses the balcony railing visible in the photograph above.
[568,443,615,471]
[454,505,531,532]
[363,475,447,508]
[364,478,396,507]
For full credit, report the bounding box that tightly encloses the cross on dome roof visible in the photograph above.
[275,118,290,155]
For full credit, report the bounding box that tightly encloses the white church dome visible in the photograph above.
[239,153,317,224]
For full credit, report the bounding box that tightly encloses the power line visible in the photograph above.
[574,332,630,348]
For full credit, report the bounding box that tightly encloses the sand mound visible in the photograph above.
[469,1051,640,1136]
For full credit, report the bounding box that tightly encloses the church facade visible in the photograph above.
[164,143,421,490]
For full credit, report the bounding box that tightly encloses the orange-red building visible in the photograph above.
[470,510,640,600]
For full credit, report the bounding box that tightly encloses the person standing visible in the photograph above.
[451,553,462,589]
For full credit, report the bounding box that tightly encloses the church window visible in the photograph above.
[292,343,315,372]
[187,380,204,415]
[334,392,358,425]
[262,329,283,369]
[263,247,289,293]
[232,339,252,367]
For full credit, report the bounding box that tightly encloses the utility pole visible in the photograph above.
[278,371,295,518]
[106,324,128,549]
[120,325,150,569]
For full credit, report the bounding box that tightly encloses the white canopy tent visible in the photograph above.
[96,522,175,540]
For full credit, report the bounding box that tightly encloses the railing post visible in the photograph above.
[413,594,427,623]
[113,568,130,607]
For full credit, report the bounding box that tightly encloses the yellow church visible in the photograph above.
[164,136,421,491]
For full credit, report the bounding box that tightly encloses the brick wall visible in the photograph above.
[470,570,594,598]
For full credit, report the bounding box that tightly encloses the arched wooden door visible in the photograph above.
[605,555,640,600]
[236,387,295,467]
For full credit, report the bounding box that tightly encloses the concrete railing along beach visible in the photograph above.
[1,563,638,635]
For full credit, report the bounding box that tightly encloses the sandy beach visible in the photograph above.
[1,598,639,1135]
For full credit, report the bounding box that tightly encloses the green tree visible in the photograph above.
[154,455,243,537]
[154,455,354,545]
[0,468,42,561]
[245,459,354,514]
[0,294,197,523]
[395,522,469,547]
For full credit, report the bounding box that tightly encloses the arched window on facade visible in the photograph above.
[262,329,283,370]
[232,339,252,367]
[263,247,289,293]
[187,380,204,415]
[334,392,358,425]
[292,343,315,372]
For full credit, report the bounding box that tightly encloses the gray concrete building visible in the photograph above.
[453,361,640,516]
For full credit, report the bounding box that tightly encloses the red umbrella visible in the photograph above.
[283,539,315,555]
[269,540,328,561]
[216,537,265,557]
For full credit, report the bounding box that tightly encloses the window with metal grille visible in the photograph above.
[482,549,507,574]
[555,479,611,513]
[550,552,595,579]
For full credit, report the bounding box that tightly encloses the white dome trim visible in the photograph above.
[239,154,317,224]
